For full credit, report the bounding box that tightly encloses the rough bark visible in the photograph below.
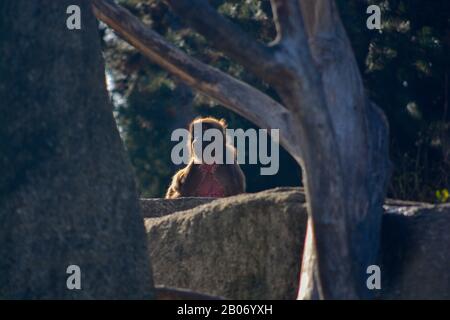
[94,0,391,299]
[0,0,153,299]
[292,1,391,299]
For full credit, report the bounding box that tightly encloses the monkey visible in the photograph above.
[166,117,246,198]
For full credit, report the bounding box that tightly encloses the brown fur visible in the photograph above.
[166,117,246,198]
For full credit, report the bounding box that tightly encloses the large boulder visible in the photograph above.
[0,0,153,299]
[143,187,450,300]
[380,203,450,299]
[146,188,306,299]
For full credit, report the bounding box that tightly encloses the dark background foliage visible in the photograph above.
[102,0,449,202]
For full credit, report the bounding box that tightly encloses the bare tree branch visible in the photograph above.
[269,0,364,299]
[164,0,282,84]
[92,0,302,162]
[270,0,305,45]
[299,0,343,41]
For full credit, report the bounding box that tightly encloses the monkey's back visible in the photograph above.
[165,163,245,199]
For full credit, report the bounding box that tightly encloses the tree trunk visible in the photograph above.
[0,0,154,299]
[293,1,391,299]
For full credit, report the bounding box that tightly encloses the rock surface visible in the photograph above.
[380,204,450,299]
[0,0,153,299]
[141,197,216,218]
[145,188,307,299]
[143,187,450,300]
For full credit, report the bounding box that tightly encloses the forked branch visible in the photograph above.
[92,0,302,162]
[164,0,281,84]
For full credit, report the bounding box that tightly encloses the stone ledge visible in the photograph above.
[140,197,217,218]
[140,187,432,218]
[141,187,450,299]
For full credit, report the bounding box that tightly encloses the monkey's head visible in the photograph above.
[188,117,228,163]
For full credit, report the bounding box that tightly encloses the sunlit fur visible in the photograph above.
[166,117,246,198]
